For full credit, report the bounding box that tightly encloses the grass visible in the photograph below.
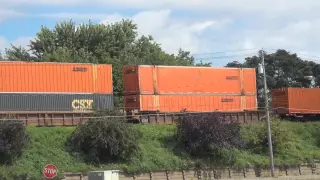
[1,121,320,179]
[0,124,194,179]
[237,121,320,167]
[281,122,320,161]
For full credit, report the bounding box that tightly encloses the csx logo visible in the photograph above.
[72,99,94,111]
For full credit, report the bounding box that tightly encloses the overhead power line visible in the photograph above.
[192,48,260,56]
[194,53,258,61]
[192,48,320,64]
[260,48,320,61]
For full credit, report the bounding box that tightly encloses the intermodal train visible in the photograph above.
[272,88,320,121]
[0,61,319,126]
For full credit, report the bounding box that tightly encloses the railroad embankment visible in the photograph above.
[1,120,320,179]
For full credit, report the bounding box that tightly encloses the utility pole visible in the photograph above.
[259,49,275,177]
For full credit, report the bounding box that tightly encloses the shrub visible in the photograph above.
[241,117,301,155]
[67,117,141,163]
[0,120,29,164]
[176,113,244,159]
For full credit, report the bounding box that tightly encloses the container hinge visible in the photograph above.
[153,65,159,95]
[241,90,245,96]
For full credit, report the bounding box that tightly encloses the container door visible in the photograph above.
[124,95,141,112]
[271,88,289,114]
[242,68,257,95]
[122,66,140,95]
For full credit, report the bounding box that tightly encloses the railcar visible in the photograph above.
[122,65,261,124]
[272,87,320,121]
[0,62,267,126]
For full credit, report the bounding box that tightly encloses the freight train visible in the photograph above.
[272,88,320,121]
[0,61,318,126]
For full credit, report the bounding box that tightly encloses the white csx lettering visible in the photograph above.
[72,99,94,110]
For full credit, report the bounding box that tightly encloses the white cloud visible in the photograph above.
[0,36,8,51]
[2,0,319,17]
[40,13,110,20]
[0,8,25,23]
[99,13,123,24]
[243,39,255,50]
[1,0,320,66]
[0,37,9,55]
[11,36,33,48]
[101,9,227,54]
[239,19,320,53]
[0,36,34,56]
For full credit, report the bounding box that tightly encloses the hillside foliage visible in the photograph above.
[241,118,302,156]
[176,113,245,166]
[66,118,141,163]
[0,121,320,179]
[0,120,29,165]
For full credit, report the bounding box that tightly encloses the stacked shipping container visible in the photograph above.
[272,88,320,115]
[122,65,258,113]
[0,61,114,112]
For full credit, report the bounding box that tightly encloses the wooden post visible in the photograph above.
[182,170,185,180]
[165,170,169,180]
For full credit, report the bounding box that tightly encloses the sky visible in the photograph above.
[1,0,320,66]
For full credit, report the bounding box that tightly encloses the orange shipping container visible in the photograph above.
[122,65,256,95]
[0,61,113,94]
[272,88,320,115]
[124,94,257,113]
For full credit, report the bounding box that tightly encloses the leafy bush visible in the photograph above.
[176,113,244,159]
[67,117,141,163]
[313,125,320,147]
[241,118,302,155]
[0,120,29,164]
[0,172,41,180]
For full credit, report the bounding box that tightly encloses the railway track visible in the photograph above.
[0,110,266,126]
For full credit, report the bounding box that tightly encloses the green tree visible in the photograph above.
[66,117,141,163]
[0,120,29,165]
[5,19,205,107]
[195,60,212,67]
[309,61,320,87]
[241,118,302,156]
[176,113,244,166]
[5,46,36,61]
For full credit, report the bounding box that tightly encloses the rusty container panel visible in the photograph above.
[124,95,158,112]
[124,95,141,112]
[124,94,257,113]
[272,88,290,114]
[272,88,320,115]
[122,65,256,95]
[122,65,154,95]
[0,61,112,94]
